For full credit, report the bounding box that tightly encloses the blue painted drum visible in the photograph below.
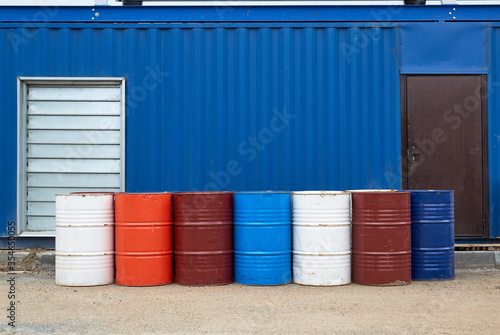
[233,192,292,285]
[410,190,455,281]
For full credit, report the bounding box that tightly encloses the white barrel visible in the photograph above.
[292,191,351,286]
[55,194,115,286]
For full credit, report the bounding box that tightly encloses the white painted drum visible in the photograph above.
[292,191,351,286]
[55,194,114,286]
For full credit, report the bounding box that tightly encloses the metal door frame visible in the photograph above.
[400,74,489,239]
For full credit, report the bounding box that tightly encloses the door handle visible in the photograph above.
[410,146,422,155]
[410,146,422,164]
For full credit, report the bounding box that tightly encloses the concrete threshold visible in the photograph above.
[455,251,499,269]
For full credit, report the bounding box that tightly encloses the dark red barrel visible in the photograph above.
[351,191,411,286]
[174,192,233,286]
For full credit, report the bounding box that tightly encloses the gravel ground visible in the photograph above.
[0,269,499,335]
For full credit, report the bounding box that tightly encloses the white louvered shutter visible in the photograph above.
[23,82,124,232]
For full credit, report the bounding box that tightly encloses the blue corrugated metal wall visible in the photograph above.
[488,26,500,238]
[0,24,401,235]
[126,26,401,192]
[0,28,17,237]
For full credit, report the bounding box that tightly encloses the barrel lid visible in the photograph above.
[346,189,397,192]
[174,191,233,195]
[56,193,114,197]
[292,191,348,195]
[406,189,454,193]
[114,192,170,195]
[234,190,289,194]
[70,192,116,195]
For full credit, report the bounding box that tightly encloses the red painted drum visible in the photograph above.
[114,193,173,286]
[351,191,411,286]
[174,192,233,286]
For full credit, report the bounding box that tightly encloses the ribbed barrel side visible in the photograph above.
[292,192,351,286]
[411,190,455,281]
[233,192,291,285]
[352,191,411,286]
[114,193,173,286]
[55,194,114,286]
[174,192,233,286]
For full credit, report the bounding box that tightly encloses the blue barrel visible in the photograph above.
[233,192,292,285]
[410,190,455,280]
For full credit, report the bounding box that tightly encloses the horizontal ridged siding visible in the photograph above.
[0,24,400,235]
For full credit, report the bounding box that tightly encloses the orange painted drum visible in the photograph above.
[114,193,173,286]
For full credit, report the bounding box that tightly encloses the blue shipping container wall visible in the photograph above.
[488,26,500,239]
[0,5,499,241]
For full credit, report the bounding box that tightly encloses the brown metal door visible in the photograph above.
[402,75,488,238]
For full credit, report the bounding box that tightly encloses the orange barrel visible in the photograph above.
[114,193,173,286]
[174,192,233,286]
[351,190,411,286]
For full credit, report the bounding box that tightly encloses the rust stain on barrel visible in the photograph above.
[174,192,233,286]
[351,191,411,286]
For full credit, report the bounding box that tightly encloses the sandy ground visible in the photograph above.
[0,269,499,335]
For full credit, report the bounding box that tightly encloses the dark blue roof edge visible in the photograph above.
[1,5,500,23]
